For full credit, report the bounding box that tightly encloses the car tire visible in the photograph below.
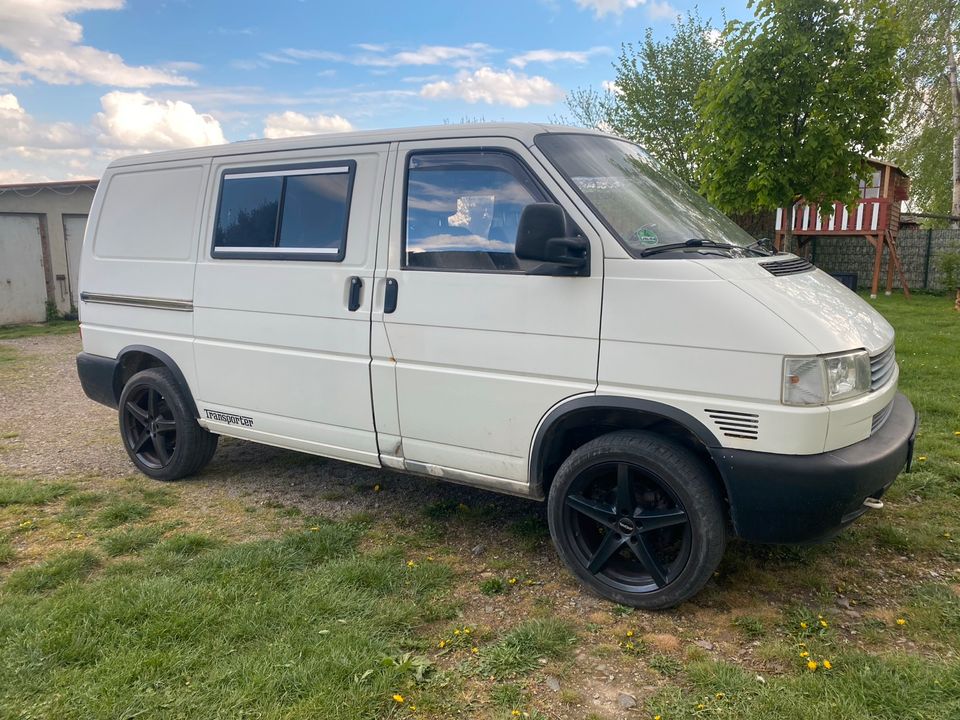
[547,430,726,609]
[118,367,218,481]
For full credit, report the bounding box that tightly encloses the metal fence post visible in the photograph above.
[923,228,933,290]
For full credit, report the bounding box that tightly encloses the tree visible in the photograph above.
[555,9,721,187]
[888,0,956,221]
[695,0,902,253]
[608,10,721,186]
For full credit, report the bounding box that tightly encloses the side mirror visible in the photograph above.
[516,203,589,274]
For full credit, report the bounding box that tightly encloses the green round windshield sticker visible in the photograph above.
[634,228,659,246]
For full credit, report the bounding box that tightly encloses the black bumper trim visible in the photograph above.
[710,393,917,544]
[76,352,119,409]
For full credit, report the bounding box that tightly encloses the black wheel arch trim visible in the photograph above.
[116,345,200,419]
[528,395,722,499]
[77,346,199,419]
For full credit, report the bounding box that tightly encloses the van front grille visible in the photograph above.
[870,345,896,391]
[871,401,894,435]
[759,257,814,276]
[705,409,759,440]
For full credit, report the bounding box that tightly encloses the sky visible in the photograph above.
[0,0,750,184]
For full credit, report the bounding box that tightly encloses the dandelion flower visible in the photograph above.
[807,660,818,671]
[508,577,517,585]
[454,629,461,635]
[820,620,828,628]
[407,560,416,568]
[626,630,634,637]
[696,703,705,710]
[823,660,832,670]
[800,651,809,658]
[392,694,404,703]
[654,716,662,720]
[800,622,808,629]
[896,618,907,626]
[715,692,725,699]
[511,710,521,717]
[954,431,960,436]
[438,640,446,649]
[373,484,381,492]
[471,647,479,654]
[918,456,927,462]
[464,628,471,635]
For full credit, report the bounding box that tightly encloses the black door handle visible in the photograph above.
[384,278,398,314]
[347,276,362,311]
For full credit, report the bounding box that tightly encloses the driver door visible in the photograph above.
[375,137,603,491]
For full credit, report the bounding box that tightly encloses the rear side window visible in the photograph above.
[403,151,547,272]
[212,161,354,261]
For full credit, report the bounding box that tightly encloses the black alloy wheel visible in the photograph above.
[563,460,692,592]
[122,385,177,469]
[118,367,218,481]
[547,430,726,609]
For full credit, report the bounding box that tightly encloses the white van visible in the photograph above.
[76,123,917,608]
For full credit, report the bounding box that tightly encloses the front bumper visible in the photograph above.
[710,393,917,543]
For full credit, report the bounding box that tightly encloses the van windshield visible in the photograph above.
[535,133,758,258]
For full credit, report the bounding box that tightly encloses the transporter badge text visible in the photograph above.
[204,410,254,427]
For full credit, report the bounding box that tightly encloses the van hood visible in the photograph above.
[696,257,894,355]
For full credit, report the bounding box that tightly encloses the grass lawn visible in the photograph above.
[0,320,79,341]
[1,294,959,719]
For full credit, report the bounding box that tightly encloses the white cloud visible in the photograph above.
[0,92,86,147]
[646,0,680,20]
[420,67,563,108]
[0,0,192,86]
[262,44,494,69]
[574,0,678,19]
[263,111,353,138]
[358,43,493,68]
[508,47,610,69]
[95,91,225,148]
[601,80,621,94]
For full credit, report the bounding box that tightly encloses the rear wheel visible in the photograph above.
[547,430,725,609]
[118,367,218,481]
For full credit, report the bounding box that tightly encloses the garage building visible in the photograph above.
[0,179,98,325]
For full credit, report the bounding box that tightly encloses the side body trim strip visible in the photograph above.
[80,292,193,312]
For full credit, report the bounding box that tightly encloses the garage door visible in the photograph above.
[0,214,47,325]
[63,214,88,305]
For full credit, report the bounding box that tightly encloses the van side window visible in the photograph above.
[403,151,546,272]
[212,162,354,261]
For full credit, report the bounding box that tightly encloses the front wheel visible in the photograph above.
[547,430,726,609]
[118,367,218,481]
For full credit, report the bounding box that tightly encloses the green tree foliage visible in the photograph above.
[695,0,902,251]
[557,9,721,187]
[608,10,721,186]
[889,0,956,219]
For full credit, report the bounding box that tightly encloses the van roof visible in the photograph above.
[107,122,609,168]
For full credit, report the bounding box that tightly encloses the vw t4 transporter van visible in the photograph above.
[76,124,917,608]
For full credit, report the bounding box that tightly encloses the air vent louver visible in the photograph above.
[759,257,814,276]
[871,401,894,435]
[705,409,759,440]
[869,345,896,391]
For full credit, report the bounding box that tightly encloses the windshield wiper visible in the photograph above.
[639,238,740,257]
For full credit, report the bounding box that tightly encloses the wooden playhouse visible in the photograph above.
[774,159,911,297]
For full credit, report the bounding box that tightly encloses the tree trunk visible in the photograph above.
[947,23,960,227]
[783,215,797,254]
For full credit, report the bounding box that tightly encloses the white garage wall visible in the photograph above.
[0,214,47,324]
[0,183,97,317]
[63,214,88,305]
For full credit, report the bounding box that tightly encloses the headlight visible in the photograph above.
[782,351,870,406]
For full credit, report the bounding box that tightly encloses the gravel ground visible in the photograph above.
[0,332,547,526]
